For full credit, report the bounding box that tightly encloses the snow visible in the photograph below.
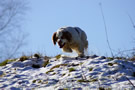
[0,55,135,90]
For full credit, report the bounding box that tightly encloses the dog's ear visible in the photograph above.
[63,31,72,42]
[52,32,57,45]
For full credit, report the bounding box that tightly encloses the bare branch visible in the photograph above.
[99,2,114,57]
[127,13,135,29]
[0,12,15,31]
[125,76,135,88]
[0,0,28,33]
[0,0,29,61]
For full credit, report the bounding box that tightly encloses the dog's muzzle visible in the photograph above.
[58,40,65,48]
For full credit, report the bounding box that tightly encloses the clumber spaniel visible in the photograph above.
[52,26,88,57]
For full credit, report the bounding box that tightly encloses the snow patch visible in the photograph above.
[0,55,135,89]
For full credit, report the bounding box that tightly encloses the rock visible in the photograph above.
[99,56,106,59]
[89,55,98,59]
[32,64,40,68]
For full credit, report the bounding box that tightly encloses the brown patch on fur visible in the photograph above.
[52,32,57,45]
[62,31,72,42]
[62,44,72,52]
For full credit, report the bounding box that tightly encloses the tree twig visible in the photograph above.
[99,2,114,57]
[127,13,135,29]
[125,76,135,88]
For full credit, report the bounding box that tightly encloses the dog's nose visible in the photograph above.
[58,39,62,46]
[57,39,65,48]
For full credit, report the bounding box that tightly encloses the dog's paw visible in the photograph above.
[75,56,90,60]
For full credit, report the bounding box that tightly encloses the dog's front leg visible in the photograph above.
[76,46,85,57]
[62,46,72,53]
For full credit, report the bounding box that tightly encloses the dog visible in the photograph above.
[52,26,88,57]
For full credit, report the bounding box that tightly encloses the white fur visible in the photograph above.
[54,26,88,57]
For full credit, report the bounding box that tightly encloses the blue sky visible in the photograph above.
[22,0,135,57]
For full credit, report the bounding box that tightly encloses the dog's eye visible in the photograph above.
[61,36,64,39]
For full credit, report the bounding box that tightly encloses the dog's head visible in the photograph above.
[52,30,72,48]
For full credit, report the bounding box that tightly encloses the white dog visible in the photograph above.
[52,26,88,57]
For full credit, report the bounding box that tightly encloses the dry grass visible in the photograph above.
[0,59,16,66]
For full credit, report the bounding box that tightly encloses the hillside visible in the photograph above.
[0,55,135,90]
